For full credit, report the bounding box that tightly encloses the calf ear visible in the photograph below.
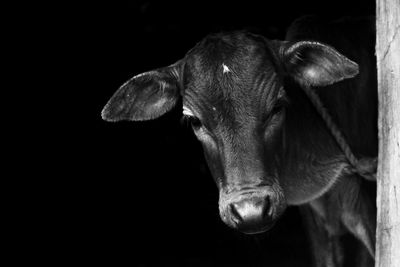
[281,41,359,87]
[101,64,181,122]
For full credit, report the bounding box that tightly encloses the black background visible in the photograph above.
[54,1,375,266]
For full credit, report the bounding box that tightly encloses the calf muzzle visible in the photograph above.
[220,188,279,234]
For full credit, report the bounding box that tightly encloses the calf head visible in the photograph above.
[102,32,358,234]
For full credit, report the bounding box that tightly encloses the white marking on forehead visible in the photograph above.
[183,106,194,116]
[222,63,231,73]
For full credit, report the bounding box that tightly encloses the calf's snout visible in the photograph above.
[220,189,280,234]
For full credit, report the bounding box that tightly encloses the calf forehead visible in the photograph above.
[183,32,278,123]
[185,32,270,88]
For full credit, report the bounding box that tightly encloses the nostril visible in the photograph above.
[261,196,271,218]
[229,203,243,225]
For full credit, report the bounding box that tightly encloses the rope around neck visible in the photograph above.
[301,85,377,181]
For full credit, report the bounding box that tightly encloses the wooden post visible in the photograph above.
[376,0,400,266]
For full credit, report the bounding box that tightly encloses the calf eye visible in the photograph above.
[188,116,202,130]
[265,105,281,121]
[270,105,283,117]
[263,103,284,129]
[182,106,202,129]
[181,114,202,130]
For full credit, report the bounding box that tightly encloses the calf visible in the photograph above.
[102,16,377,266]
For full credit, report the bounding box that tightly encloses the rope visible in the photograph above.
[301,85,377,181]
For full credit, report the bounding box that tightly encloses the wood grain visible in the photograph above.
[376,0,400,266]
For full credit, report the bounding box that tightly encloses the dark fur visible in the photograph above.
[102,16,377,266]
[283,16,377,266]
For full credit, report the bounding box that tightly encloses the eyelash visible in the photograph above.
[181,115,202,129]
[262,104,284,128]
[270,105,283,117]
